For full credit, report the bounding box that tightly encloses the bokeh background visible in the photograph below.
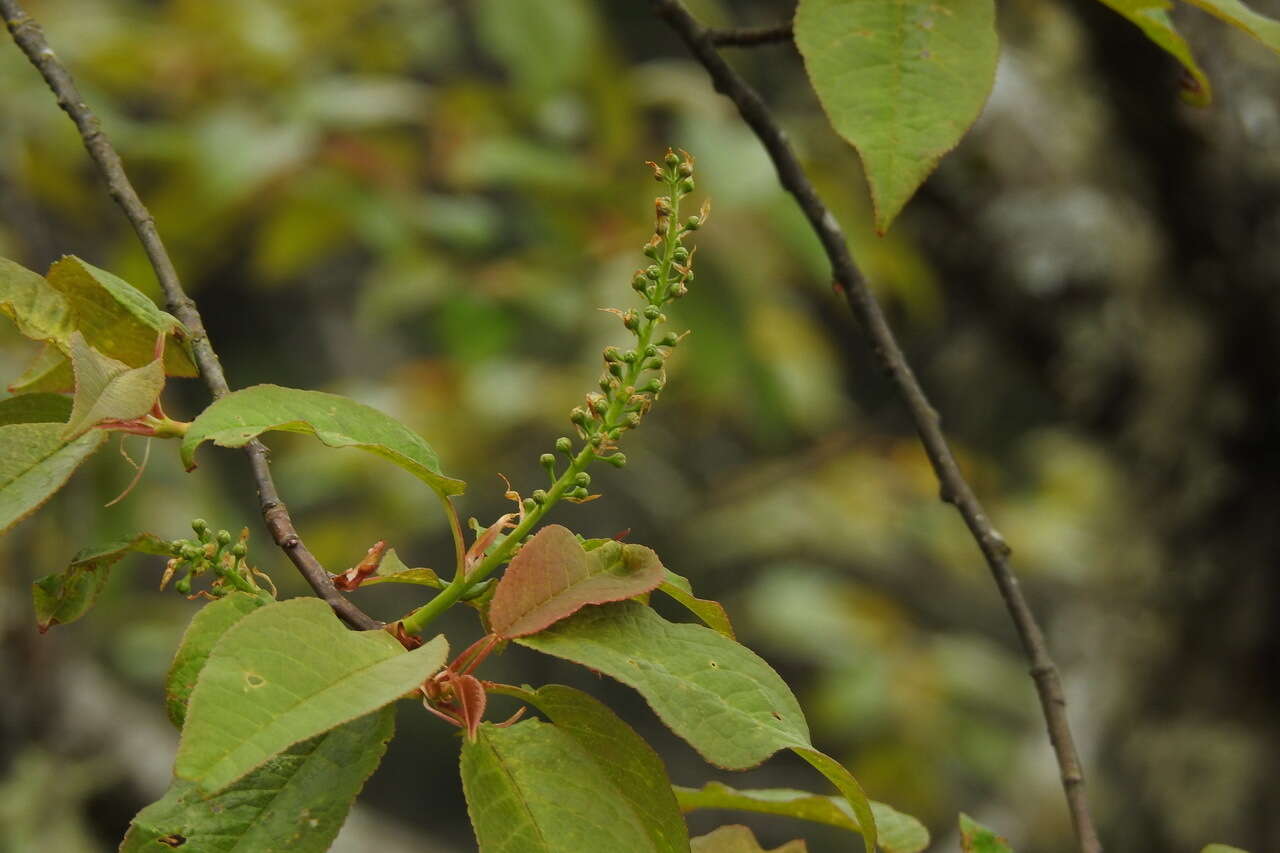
[2,0,1278,850]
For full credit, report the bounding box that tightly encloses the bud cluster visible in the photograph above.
[161,519,270,598]
[543,149,705,491]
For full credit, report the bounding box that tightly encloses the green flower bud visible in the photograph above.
[540,454,556,478]
[181,544,201,561]
[574,472,591,487]
[603,346,623,362]
[679,178,695,194]
[664,150,680,168]
[175,576,192,595]
[632,272,648,292]
[555,436,574,455]
[216,529,232,546]
[673,247,689,262]
[626,412,642,429]
[644,345,659,358]
[532,489,548,505]
[646,266,661,280]
[608,362,624,378]
[570,408,589,427]
[590,433,604,447]
[623,310,640,331]
[640,378,664,394]
[643,357,664,370]
[684,216,701,231]
[669,282,688,299]
[660,332,680,347]
[191,518,208,535]
[588,394,608,415]
[604,452,628,468]
[643,305,661,321]
[231,542,248,558]
[643,242,661,260]
[569,486,590,500]
[522,497,537,513]
[678,160,694,177]
[621,349,638,364]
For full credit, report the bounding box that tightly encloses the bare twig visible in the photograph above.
[648,1,1102,850]
[2,0,380,631]
[706,22,792,47]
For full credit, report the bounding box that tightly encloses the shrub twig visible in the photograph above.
[1,0,380,631]
[648,2,1102,850]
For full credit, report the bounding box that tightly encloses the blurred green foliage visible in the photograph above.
[2,0,1278,851]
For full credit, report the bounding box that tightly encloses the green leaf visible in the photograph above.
[658,569,735,639]
[1183,0,1280,53]
[360,547,444,588]
[9,344,74,393]
[0,393,71,426]
[490,525,666,638]
[166,592,271,729]
[493,684,690,852]
[175,597,447,792]
[518,601,876,853]
[959,814,1014,852]
[461,718,668,852]
[180,384,465,497]
[0,423,105,536]
[62,332,165,438]
[690,825,807,853]
[31,533,172,632]
[794,0,999,232]
[1201,845,1250,853]
[0,257,74,347]
[517,601,809,769]
[45,256,196,376]
[121,707,394,853]
[1092,0,1211,104]
[675,782,928,853]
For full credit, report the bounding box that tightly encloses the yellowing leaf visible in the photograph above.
[794,0,999,232]
[489,525,666,638]
[0,257,74,346]
[63,332,165,438]
[690,825,807,853]
[0,422,105,536]
[1184,0,1280,54]
[959,813,1015,852]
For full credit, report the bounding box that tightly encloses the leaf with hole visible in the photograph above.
[181,384,464,497]
[175,597,447,792]
[31,532,172,632]
[690,825,807,853]
[794,0,999,232]
[658,569,734,639]
[676,782,928,853]
[121,707,394,853]
[62,332,165,438]
[489,525,666,638]
[493,684,689,852]
[0,420,105,536]
[166,591,272,729]
[461,718,671,852]
[959,813,1014,852]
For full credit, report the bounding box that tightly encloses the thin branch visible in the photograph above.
[705,22,792,47]
[1,0,380,631]
[647,1,1102,851]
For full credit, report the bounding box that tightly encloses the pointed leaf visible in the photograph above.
[494,684,689,852]
[166,592,272,729]
[360,547,444,588]
[1092,0,1211,104]
[518,602,876,853]
[517,601,808,767]
[0,393,71,426]
[0,257,74,346]
[659,569,735,639]
[959,814,1014,852]
[121,707,394,853]
[45,256,196,376]
[9,344,74,393]
[461,718,666,852]
[1184,0,1280,53]
[675,782,928,853]
[490,525,666,638]
[0,422,105,536]
[691,825,807,853]
[31,533,172,632]
[794,0,999,232]
[181,384,465,497]
[176,597,447,792]
[63,332,165,438]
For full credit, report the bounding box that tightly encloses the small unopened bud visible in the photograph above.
[679,178,694,194]
[540,454,556,477]
[574,472,591,487]
[646,265,661,280]
[604,452,628,468]
[643,357,664,370]
[569,486,590,500]
[664,150,680,168]
[570,408,589,427]
[678,160,693,177]
[655,197,672,216]
[623,310,640,331]
[626,413,642,429]
[684,216,701,231]
[523,497,537,513]
[669,282,688,299]
[643,242,660,260]
[231,542,248,558]
[643,306,661,321]
[660,332,680,347]
[640,378,664,394]
[603,346,622,362]
[588,394,609,415]
[216,529,232,546]
[673,247,689,262]
[531,489,548,505]
[555,436,573,455]
[608,362,624,378]
[175,576,192,595]
[621,349,638,364]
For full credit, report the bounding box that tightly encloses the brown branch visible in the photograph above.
[1,0,380,631]
[648,1,1102,850]
[705,22,792,47]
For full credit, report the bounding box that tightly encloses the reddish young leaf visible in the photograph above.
[489,524,665,639]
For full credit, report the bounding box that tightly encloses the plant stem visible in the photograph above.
[400,179,686,637]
